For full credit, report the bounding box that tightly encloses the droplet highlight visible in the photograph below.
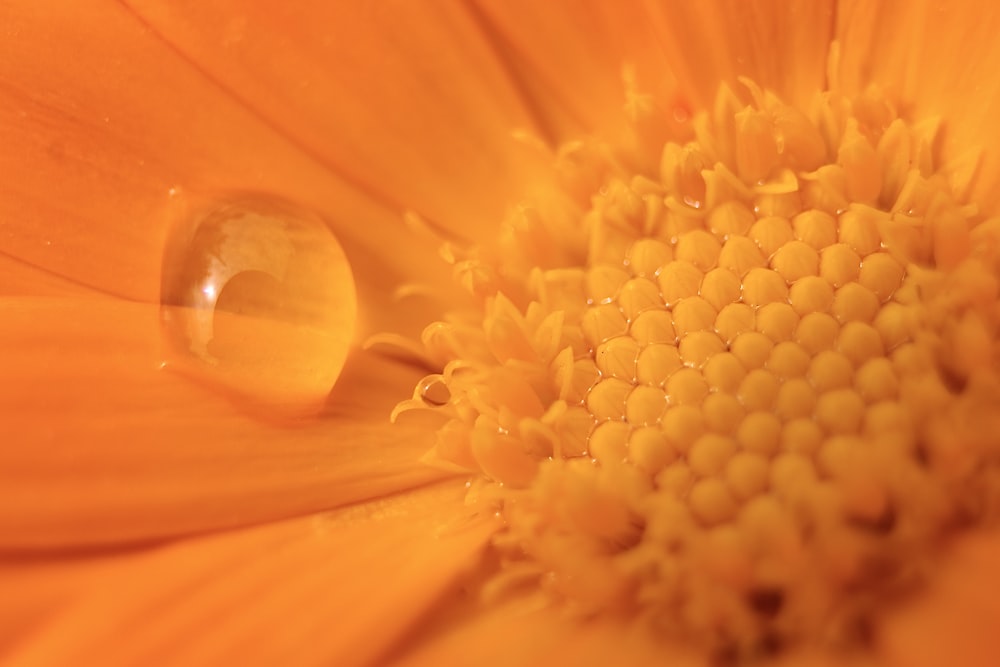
[161,195,357,414]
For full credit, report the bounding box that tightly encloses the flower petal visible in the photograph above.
[878,529,1000,667]
[2,482,497,667]
[0,0,446,322]
[836,0,1000,214]
[389,597,707,667]
[474,0,835,134]
[471,0,646,139]
[0,297,448,550]
[0,253,105,298]
[121,0,547,240]
[640,0,835,107]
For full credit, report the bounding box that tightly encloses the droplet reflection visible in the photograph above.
[161,195,356,414]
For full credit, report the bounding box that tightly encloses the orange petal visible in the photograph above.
[641,0,835,108]
[0,297,449,550]
[0,253,106,298]
[878,529,1000,667]
[475,0,835,140]
[122,0,547,241]
[836,0,1000,214]
[390,596,708,667]
[1,482,498,667]
[471,0,649,139]
[0,556,109,656]
[0,0,448,324]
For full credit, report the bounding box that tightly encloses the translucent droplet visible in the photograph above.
[419,375,451,406]
[160,195,357,414]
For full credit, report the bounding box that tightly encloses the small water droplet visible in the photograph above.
[160,194,356,415]
[671,103,691,124]
[419,375,451,406]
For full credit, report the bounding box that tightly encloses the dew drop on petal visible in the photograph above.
[160,195,356,414]
[419,375,451,406]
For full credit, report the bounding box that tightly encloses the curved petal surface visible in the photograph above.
[2,482,496,667]
[0,297,448,550]
[122,0,548,240]
[473,0,835,139]
[389,597,706,667]
[836,0,1000,214]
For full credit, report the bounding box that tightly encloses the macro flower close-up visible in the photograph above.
[4,1,1000,665]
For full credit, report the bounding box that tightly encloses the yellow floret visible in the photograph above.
[395,79,1000,657]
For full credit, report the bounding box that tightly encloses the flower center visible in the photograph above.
[396,79,1000,657]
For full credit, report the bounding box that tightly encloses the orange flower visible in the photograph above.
[2,1,1000,665]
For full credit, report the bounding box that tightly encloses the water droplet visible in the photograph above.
[419,375,451,406]
[160,195,356,414]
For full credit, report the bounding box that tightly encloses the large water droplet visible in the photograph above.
[160,195,356,414]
